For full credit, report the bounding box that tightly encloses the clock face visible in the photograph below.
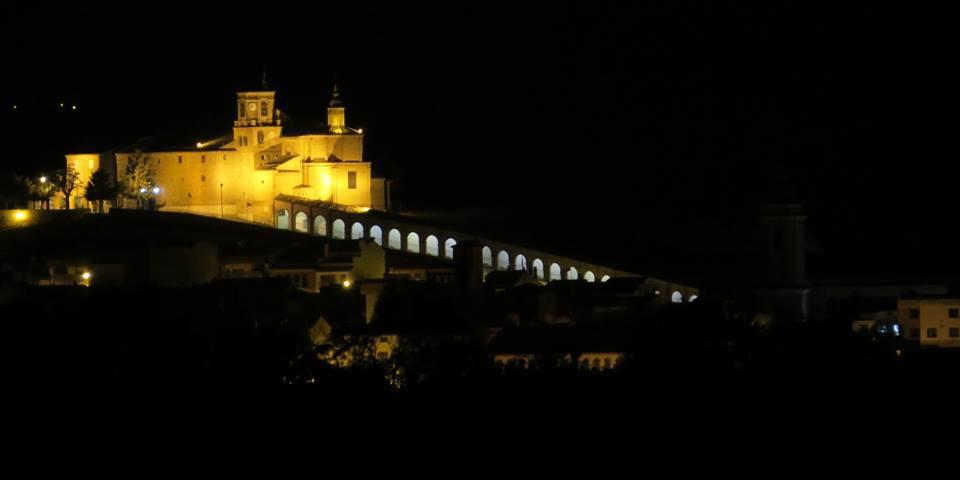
[248,102,257,111]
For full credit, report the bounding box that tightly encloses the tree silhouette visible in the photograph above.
[84,169,117,213]
[53,164,80,210]
[120,152,156,209]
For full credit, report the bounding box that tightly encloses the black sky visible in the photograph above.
[0,3,954,275]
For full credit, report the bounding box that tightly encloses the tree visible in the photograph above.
[84,169,117,214]
[119,152,156,209]
[25,176,56,210]
[0,174,30,209]
[53,163,80,210]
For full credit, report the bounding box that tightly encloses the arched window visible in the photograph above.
[406,232,420,253]
[260,102,268,116]
[314,215,327,236]
[688,295,698,302]
[532,259,544,280]
[388,229,402,250]
[370,225,383,246]
[276,209,289,230]
[294,212,309,233]
[601,275,611,283]
[496,251,510,271]
[583,271,596,283]
[514,254,527,271]
[350,222,364,240]
[566,267,578,281]
[257,131,264,144]
[444,238,457,259]
[671,291,683,303]
[425,235,439,256]
[482,247,493,267]
[332,219,346,239]
[549,263,562,281]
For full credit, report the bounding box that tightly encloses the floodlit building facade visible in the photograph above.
[64,81,386,225]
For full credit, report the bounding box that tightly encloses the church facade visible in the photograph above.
[65,82,388,225]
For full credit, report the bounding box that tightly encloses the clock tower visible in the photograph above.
[233,74,282,150]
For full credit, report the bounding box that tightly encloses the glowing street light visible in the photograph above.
[152,187,160,195]
[81,272,91,280]
[140,187,147,194]
[71,105,77,111]
[342,279,352,289]
[13,211,27,221]
[196,142,203,148]
[39,176,47,184]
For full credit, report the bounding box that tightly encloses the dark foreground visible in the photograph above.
[2,287,957,474]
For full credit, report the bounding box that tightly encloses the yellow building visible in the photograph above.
[65,82,383,225]
[898,298,960,347]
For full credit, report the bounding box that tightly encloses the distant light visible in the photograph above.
[342,279,352,288]
[688,295,698,302]
[81,272,91,280]
[654,290,660,296]
[357,128,364,134]
[196,142,203,148]
[152,187,160,194]
[12,105,16,110]
[13,211,27,221]
[893,324,901,336]
[140,188,146,194]
[39,176,47,183]
[71,105,77,111]
[59,103,64,108]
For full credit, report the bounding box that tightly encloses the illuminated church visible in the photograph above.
[65,79,388,225]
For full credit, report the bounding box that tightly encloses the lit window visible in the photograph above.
[927,328,938,338]
[348,171,357,189]
[909,308,920,319]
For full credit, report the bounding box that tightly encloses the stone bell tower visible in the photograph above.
[233,73,282,150]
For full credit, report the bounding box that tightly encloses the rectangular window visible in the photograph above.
[178,156,182,164]
[348,171,357,189]
[950,308,959,318]
[909,308,920,319]
[927,328,938,338]
[951,328,959,338]
[201,155,205,163]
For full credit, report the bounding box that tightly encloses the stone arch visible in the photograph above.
[584,271,596,283]
[313,215,327,236]
[425,235,440,256]
[601,275,611,283]
[566,266,579,281]
[294,212,309,233]
[532,259,545,280]
[514,254,527,271]
[444,238,457,259]
[406,232,420,253]
[387,229,402,250]
[370,225,383,246]
[549,263,562,281]
[482,246,493,267]
[332,219,346,239]
[671,291,683,303]
[350,222,364,240]
[276,209,289,230]
[496,250,510,270]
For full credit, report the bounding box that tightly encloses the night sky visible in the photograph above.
[0,3,953,277]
